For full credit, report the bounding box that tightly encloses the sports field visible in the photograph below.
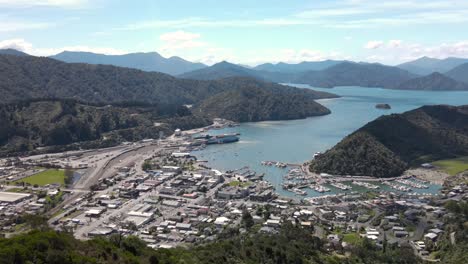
[14,169,66,186]
[433,156,468,176]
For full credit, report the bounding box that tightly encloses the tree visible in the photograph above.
[142,161,152,171]
[64,167,74,186]
[241,209,254,229]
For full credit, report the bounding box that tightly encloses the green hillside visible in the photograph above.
[310,105,468,177]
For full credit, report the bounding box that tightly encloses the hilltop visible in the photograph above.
[310,105,468,177]
[398,56,468,75]
[446,62,468,84]
[253,60,344,72]
[397,72,468,91]
[194,78,335,122]
[179,61,418,89]
[295,62,417,89]
[0,48,29,56]
[50,51,206,75]
[178,61,295,83]
[178,61,262,80]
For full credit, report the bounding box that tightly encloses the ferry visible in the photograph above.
[201,134,239,145]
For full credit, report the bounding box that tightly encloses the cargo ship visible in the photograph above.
[193,133,240,145]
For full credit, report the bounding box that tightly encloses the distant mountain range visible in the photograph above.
[3,48,468,90]
[178,61,296,83]
[293,62,417,89]
[309,105,468,178]
[397,56,468,75]
[50,51,207,75]
[446,63,468,84]
[180,60,468,91]
[397,72,468,91]
[253,60,344,72]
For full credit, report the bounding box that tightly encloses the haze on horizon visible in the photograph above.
[1,0,468,66]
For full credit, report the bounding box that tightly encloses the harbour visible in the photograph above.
[192,86,468,198]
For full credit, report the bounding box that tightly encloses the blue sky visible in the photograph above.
[1,0,468,65]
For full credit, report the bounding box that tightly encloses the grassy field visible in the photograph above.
[342,233,361,244]
[14,169,66,186]
[228,180,251,187]
[433,156,468,176]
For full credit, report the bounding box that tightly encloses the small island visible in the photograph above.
[375,103,391,109]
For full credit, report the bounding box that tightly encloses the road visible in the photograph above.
[48,142,163,221]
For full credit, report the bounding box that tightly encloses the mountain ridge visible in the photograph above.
[396,72,468,91]
[398,56,468,75]
[50,50,207,75]
[446,62,468,84]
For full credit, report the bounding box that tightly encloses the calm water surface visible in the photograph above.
[194,85,468,197]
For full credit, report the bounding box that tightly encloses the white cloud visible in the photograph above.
[0,38,127,56]
[241,48,351,66]
[157,31,234,65]
[117,17,319,31]
[388,40,402,48]
[364,41,384,49]
[158,31,207,54]
[0,38,32,51]
[159,31,201,42]
[298,0,468,28]
[0,0,87,8]
[0,20,51,32]
[364,40,468,64]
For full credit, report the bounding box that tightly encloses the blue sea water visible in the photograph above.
[193,85,468,197]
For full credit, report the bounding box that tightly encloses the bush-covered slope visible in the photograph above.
[0,54,212,105]
[194,82,332,122]
[0,223,423,264]
[295,62,417,89]
[0,54,334,112]
[0,99,210,156]
[446,62,468,84]
[397,72,468,91]
[0,55,337,154]
[178,61,296,83]
[310,105,468,177]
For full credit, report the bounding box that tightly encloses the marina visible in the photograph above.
[191,86,468,198]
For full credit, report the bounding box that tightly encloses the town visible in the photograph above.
[0,119,466,262]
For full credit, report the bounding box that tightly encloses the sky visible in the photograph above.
[1,0,468,66]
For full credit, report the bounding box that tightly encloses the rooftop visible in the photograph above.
[0,191,31,203]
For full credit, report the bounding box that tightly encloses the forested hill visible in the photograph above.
[310,105,468,178]
[0,54,334,106]
[194,79,332,122]
[397,72,468,91]
[0,99,210,156]
[0,48,29,56]
[0,54,210,105]
[0,54,337,155]
[295,62,417,89]
[0,222,423,264]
